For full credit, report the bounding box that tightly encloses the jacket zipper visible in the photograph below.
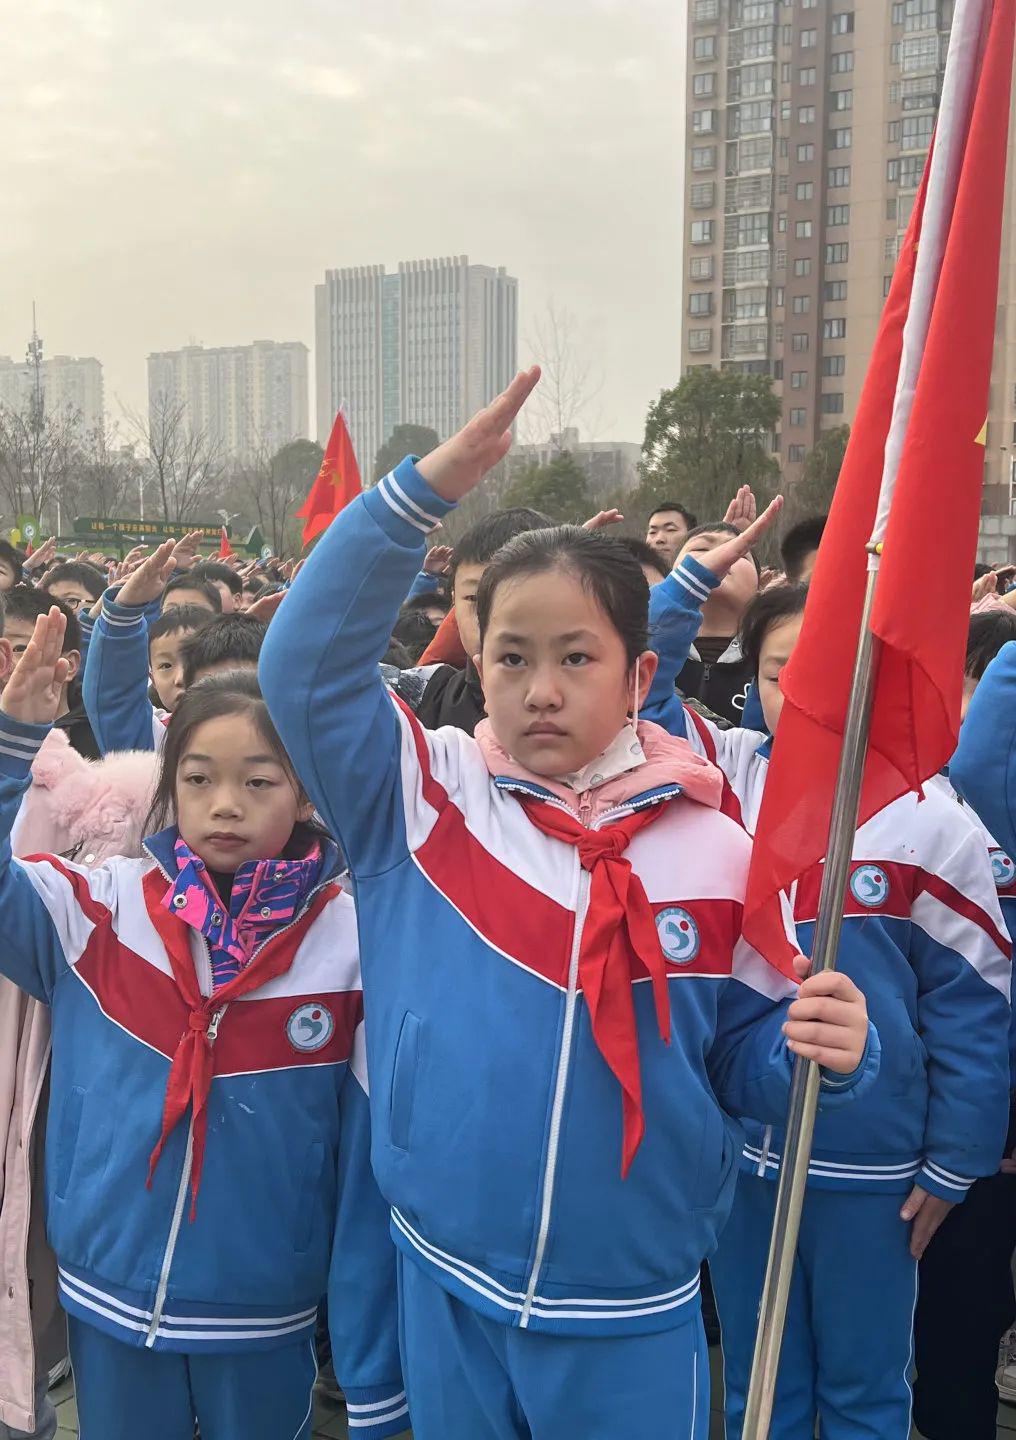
[146,996,227,1347]
[520,863,591,1328]
[141,864,335,1347]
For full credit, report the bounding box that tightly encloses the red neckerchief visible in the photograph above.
[143,869,337,1219]
[519,798,671,1177]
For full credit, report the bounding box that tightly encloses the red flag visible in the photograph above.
[296,410,362,547]
[744,0,1016,971]
[217,526,234,559]
[24,539,33,558]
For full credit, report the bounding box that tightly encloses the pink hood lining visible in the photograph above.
[473,718,723,822]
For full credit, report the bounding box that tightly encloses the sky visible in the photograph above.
[0,0,686,446]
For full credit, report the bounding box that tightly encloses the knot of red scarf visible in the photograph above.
[520,798,672,1177]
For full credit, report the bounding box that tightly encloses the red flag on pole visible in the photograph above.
[744,0,1016,971]
[296,410,362,548]
[217,527,234,560]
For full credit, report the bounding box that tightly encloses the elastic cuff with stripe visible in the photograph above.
[673,554,721,605]
[366,456,456,549]
[0,715,51,779]
[99,590,148,635]
[919,1159,976,1202]
[819,1023,878,1094]
[343,1384,410,1437]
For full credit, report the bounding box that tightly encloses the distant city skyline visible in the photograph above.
[0,0,682,456]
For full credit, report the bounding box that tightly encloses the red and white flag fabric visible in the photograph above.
[744,0,1016,971]
[217,526,234,559]
[296,409,362,548]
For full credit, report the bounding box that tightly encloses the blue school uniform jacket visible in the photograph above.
[259,456,877,1339]
[646,556,1012,1199]
[0,727,406,1439]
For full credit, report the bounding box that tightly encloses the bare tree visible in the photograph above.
[0,400,83,531]
[69,421,145,520]
[520,301,607,449]
[232,433,324,555]
[124,393,225,523]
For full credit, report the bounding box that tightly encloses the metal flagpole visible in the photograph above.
[740,558,880,1440]
[740,1,995,1431]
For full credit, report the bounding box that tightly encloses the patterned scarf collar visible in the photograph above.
[164,835,323,991]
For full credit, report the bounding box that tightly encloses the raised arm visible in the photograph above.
[261,367,542,877]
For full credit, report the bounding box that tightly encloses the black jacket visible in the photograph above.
[676,640,754,728]
[383,661,486,736]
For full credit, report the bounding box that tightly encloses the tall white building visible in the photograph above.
[0,353,104,430]
[147,341,309,459]
[315,255,518,475]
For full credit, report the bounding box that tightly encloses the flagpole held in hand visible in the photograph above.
[741,563,880,1439]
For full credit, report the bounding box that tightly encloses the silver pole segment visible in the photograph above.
[741,564,881,1440]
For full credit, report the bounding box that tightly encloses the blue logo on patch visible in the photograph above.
[990,849,1016,890]
[286,1003,335,1053]
[849,865,889,908]
[657,907,701,965]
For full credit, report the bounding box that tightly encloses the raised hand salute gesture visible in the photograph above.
[1,608,70,726]
[116,539,178,608]
[417,366,541,502]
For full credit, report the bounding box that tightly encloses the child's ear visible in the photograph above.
[296,796,315,823]
[63,649,81,686]
[0,639,12,685]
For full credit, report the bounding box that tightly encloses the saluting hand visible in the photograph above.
[1,609,70,727]
[417,366,541,503]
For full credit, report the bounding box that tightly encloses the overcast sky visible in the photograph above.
[0,0,686,445]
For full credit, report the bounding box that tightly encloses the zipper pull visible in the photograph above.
[206,1005,228,1043]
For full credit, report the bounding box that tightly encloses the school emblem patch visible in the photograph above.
[286,1003,335,1053]
[656,907,701,965]
[849,865,889,909]
[989,849,1016,890]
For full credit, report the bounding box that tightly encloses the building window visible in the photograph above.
[827,204,850,226]
[778,174,789,194]
[776,247,788,269]
[798,105,816,124]
[689,291,714,316]
[691,180,716,208]
[883,275,894,296]
[737,212,771,245]
[773,361,784,380]
[901,35,938,72]
[799,66,817,84]
[692,0,719,19]
[693,71,717,98]
[789,407,807,426]
[831,12,854,34]
[825,242,849,263]
[780,137,789,157]
[905,0,941,32]
[740,99,775,133]
[887,158,901,183]
[884,235,898,262]
[693,35,717,59]
[831,51,855,73]
[891,41,902,64]
[797,143,815,162]
[890,80,901,102]
[801,29,818,48]
[902,114,935,149]
[791,370,808,389]
[688,327,713,352]
[788,444,807,462]
[828,165,851,187]
[822,392,845,414]
[830,127,853,149]
[823,317,847,339]
[892,1,904,20]
[886,197,898,220]
[775,286,785,308]
[782,61,792,81]
[689,255,714,280]
[778,212,788,233]
[792,333,810,352]
[781,99,792,120]
[795,220,814,239]
[832,89,853,110]
[794,257,812,277]
[691,219,714,244]
[742,61,776,97]
[802,0,818,7]
[796,181,814,200]
[887,120,902,142]
[824,280,848,301]
[792,295,811,314]
[692,109,717,134]
[692,144,717,171]
[823,354,846,376]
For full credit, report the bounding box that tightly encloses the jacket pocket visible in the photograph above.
[294,1141,326,1254]
[389,1012,422,1153]
[53,1086,86,1201]
[692,1102,734,1211]
[890,998,925,1097]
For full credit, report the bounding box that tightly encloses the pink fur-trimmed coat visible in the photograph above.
[0,732,157,1431]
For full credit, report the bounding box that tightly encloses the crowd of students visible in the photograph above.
[0,367,1013,1439]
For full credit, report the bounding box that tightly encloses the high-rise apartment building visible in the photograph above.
[0,353,104,430]
[147,341,308,459]
[682,0,1016,510]
[315,255,518,475]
